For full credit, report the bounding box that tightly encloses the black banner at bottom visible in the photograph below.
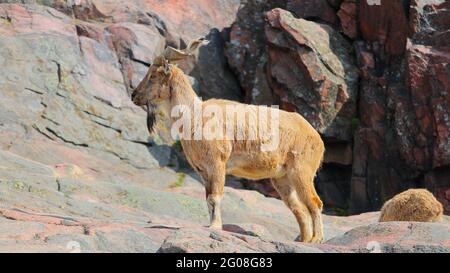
[2,252,444,272]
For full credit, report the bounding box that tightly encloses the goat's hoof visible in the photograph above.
[310,236,324,244]
[209,224,223,230]
[295,235,314,243]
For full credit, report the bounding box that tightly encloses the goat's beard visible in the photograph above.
[146,101,157,134]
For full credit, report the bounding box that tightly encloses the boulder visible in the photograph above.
[157,227,335,253]
[158,219,450,253]
[225,0,288,105]
[327,222,450,253]
[265,8,359,142]
[0,0,242,100]
[225,2,359,205]
[349,1,450,214]
[229,5,359,140]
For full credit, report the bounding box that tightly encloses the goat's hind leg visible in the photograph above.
[200,163,226,230]
[271,176,313,243]
[289,168,324,243]
[309,188,324,243]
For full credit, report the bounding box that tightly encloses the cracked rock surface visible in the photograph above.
[0,2,449,253]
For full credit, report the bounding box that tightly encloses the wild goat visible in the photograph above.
[131,39,326,243]
[379,189,444,223]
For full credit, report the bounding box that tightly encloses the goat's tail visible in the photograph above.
[315,137,326,173]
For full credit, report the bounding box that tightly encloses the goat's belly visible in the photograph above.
[226,156,285,180]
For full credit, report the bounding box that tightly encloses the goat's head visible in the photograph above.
[131,38,206,134]
[131,60,172,107]
[131,37,206,107]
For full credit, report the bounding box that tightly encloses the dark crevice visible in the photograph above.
[24,87,45,95]
[55,91,68,99]
[146,225,180,230]
[82,110,108,121]
[45,127,89,148]
[41,115,60,126]
[145,11,168,37]
[91,120,122,133]
[93,95,120,109]
[128,139,154,147]
[403,0,411,20]
[52,60,62,85]
[32,125,55,141]
[34,122,148,170]
[88,167,100,173]
[76,30,84,56]
[1,208,80,225]
[102,150,149,170]
[55,178,61,192]
[131,57,151,67]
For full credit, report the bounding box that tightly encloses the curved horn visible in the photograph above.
[157,37,207,63]
[185,37,207,55]
[163,46,192,62]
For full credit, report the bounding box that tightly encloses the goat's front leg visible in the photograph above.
[207,193,223,229]
[201,165,226,230]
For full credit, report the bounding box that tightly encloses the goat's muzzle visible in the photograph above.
[131,89,144,106]
[131,90,137,104]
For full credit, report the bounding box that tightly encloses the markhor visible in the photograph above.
[176,257,210,271]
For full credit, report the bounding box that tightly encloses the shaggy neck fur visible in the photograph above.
[168,66,201,111]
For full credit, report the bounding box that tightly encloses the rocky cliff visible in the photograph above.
[0,0,449,252]
[225,0,450,214]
